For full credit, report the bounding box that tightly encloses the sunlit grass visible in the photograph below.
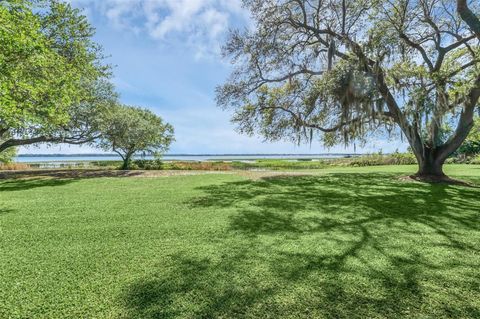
[1,165,479,318]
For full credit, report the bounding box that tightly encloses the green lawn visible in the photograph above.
[1,165,480,318]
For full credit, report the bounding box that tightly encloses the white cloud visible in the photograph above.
[52,1,410,156]
[70,0,247,59]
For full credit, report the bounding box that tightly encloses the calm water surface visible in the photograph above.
[16,154,356,163]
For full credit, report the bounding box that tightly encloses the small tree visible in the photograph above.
[99,105,174,170]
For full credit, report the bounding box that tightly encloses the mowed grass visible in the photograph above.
[1,165,480,318]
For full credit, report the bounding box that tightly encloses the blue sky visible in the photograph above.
[20,0,408,155]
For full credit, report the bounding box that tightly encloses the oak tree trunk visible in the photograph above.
[121,155,131,170]
[416,151,446,178]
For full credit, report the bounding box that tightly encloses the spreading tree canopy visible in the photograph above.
[217,0,480,178]
[98,105,174,170]
[0,0,114,153]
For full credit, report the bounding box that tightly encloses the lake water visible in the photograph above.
[16,154,357,163]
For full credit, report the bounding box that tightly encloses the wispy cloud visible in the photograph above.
[35,0,411,156]
[70,0,248,59]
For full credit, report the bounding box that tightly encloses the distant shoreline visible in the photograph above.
[17,153,360,157]
[14,153,361,165]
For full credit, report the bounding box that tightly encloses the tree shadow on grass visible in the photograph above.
[123,252,275,319]
[123,173,480,318]
[0,208,15,216]
[0,169,143,180]
[0,170,145,192]
[0,178,76,192]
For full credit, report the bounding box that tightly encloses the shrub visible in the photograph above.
[445,158,457,164]
[448,154,480,164]
[0,147,17,164]
[126,160,235,171]
[166,161,233,171]
[0,163,30,171]
[231,159,328,170]
[346,152,416,167]
[91,161,123,168]
[132,159,164,170]
[469,155,480,165]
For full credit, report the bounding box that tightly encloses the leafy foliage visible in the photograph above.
[217,0,480,176]
[0,0,114,152]
[131,159,164,170]
[0,145,15,164]
[98,105,174,170]
[458,117,480,156]
[1,0,71,128]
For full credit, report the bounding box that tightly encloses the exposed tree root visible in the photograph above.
[399,174,477,187]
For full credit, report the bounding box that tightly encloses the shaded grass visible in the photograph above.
[0,165,479,318]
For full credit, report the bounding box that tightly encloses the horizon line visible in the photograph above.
[17,153,363,157]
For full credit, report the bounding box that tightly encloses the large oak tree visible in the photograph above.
[0,0,114,153]
[217,0,480,179]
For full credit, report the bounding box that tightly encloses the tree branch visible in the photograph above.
[0,134,99,153]
[0,136,50,153]
[457,0,480,38]
[437,75,480,160]
[260,104,394,133]
[398,32,434,71]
